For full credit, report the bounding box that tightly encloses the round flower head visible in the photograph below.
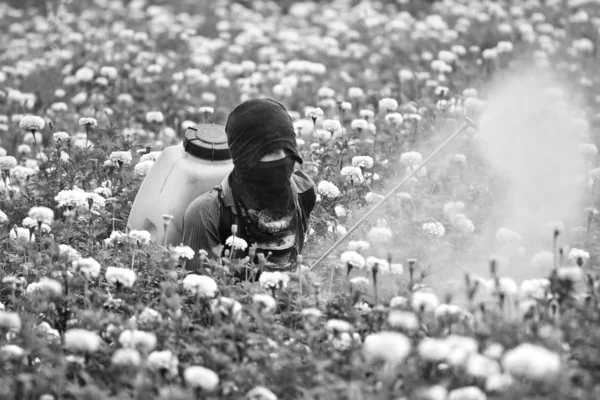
[169,245,195,260]
[305,107,324,120]
[367,226,393,243]
[259,271,290,290]
[412,290,440,312]
[422,222,445,238]
[400,151,423,167]
[385,112,404,125]
[322,119,342,135]
[111,348,141,367]
[317,180,340,198]
[72,257,101,279]
[53,131,70,143]
[246,386,278,400]
[340,251,366,269]
[351,155,374,169]
[252,293,277,313]
[347,240,370,252]
[378,98,399,112]
[64,329,101,353]
[109,151,132,165]
[0,311,21,331]
[182,274,218,297]
[351,119,369,130]
[145,111,164,123]
[199,106,214,114]
[340,166,364,183]
[0,156,17,170]
[28,206,54,225]
[134,160,154,176]
[363,331,411,365]
[78,117,97,127]
[26,278,63,296]
[387,310,419,331]
[502,343,561,382]
[447,386,486,400]
[105,267,136,287]
[118,329,157,352]
[225,235,248,251]
[19,115,45,131]
[184,366,219,391]
[147,350,179,376]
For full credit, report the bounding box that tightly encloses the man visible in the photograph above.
[182,98,317,273]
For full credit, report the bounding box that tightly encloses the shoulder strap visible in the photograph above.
[214,185,234,243]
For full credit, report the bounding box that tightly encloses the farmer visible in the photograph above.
[182,98,317,273]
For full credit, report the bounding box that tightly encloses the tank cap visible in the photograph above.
[183,124,231,161]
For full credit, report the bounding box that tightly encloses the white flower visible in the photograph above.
[317,181,340,198]
[502,343,561,382]
[350,277,370,287]
[434,304,464,325]
[53,131,69,142]
[378,98,399,111]
[557,266,583,282]
[59,244,81,261]
[388,310,419,330]
[140,151,162,162]
[19,115,45,131]
[0,344,25,360]
[10,227,34,242]
[326,319,353,333]
[170,245,195,260]
[225,235,248,251]
[519,279,550,300]
[340,251,366,269]
[259,272,290,290]
[466,353,501,379]
[199,106,214,114]
[419,337,454,361]
[111,348,141,367]
[0,210,7,224]
[305,107,324,120]
[334,205,346,217]
[347,240,370,252]
[100,66,118,80]
[340,166,364,183]
[422,222,445,238]
[414,385,447,400]
[118,329,157,352]
[568,248,590,264]
[365,192,384,204]
[134,160,154,176]
[0,312,21,331]
[443,201,465,216]
[184,366,219,391]
[447,386,487,400]
[322,119,342,134]
[105,267,136,287]
[363,331,411,365]
[109,151,132,165]
[359,109,375,119]
[246,386,278,400]
[351,119,369,130]
[28,206,54,224]
[367,226,392,243]
[78,117,97,127]
[64,329,101,353]
[182,274,218,297]
[137,307,163,325]
[412,290,439,312]
[211,297,242,322]
[253,293,277,313]
[300,308,322,319]
[385,112,404,125]
[351,156,374,169]
[147,350,179,375]
[26,278,63,296]
[400,151,422,167]
[129,229,151,244]
[485,373,514,393]
[145,111,164,123]
[0,156,17,170]
[366,257,389,273]
[74,67,95,82]
[10,166,36,181]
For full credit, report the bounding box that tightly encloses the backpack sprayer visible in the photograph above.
[309,116,476,271]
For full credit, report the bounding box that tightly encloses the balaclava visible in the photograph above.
[225,98,304,268]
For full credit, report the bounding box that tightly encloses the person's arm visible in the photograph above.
[182,192,222,271]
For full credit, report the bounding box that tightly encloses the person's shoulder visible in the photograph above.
[292,169,316,193]
[185,189,220,216]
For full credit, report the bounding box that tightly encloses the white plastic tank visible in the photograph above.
[127,124,233,246]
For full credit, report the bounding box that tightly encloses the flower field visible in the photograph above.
[2,0,600,398]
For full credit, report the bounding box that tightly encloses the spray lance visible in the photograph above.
[309,116,476,271]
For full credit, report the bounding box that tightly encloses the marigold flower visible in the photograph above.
[28,206,54,224]
[340,251,365,269]
[182,274,218,297]
[118,329,157,352]
[246,386,278,400]
[184,366,219,391]
[147,350,179,375]
[64,329,101,353]
[0,344,25,360]
[225,235,248,251]
[26,278,63,296]
[347,240,370,252]
[412,290,439,312]
[19,115,45,131]
[105,267,136,287]
[447,386,486,400]
[502,343,561,382]
[252,293,277,313]
[109,151,132,165]
[259,271,290,290]
[317,180,340,198]
[145,111,164,123]
[72,257,101,279]
[340,166,364,183]
[111,348,141,367]
[363,331,411,365]
[388,310,419,330]
[0,311,21,331]
[378,97,399,112]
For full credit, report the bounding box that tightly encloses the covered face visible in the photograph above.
[225,98,302,169]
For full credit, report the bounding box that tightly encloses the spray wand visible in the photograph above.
[309,117,475,271]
